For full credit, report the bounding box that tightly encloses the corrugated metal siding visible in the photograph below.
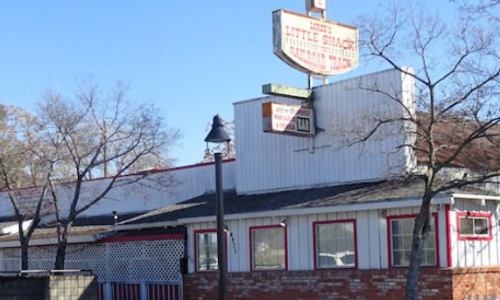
[0,161,237,218]
[234,68,416,195]
[187,206,437,273]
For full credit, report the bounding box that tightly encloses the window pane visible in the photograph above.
[402,250,411,266]
[316,222,356,268]
[403,235,413,249]
[393,236,403,251]
[197,233,218,271]
[393,250,403,266]
[403,219,414,235]
[392,220,402,235]
[460,218,474,235]
[425,249,436,266]
[252,227,285,270]
[424,234,435,249]
[474,218,489,235]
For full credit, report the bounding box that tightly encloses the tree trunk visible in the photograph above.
[54,240,68,270]
[20,240,29,271]
[405,196,433,300]
[54,225,69,270]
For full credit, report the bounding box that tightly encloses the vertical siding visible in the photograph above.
[234,68,415,195]
[451,199,500,268]
[186,206,447,273]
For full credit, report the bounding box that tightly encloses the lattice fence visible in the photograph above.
[0,239,184,283]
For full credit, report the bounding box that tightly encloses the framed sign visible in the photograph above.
[262,102,315,136]
[273,10,359,75]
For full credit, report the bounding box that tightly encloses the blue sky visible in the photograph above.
[0,0,458,166]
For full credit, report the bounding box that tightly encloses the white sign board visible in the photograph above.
[262,102,315,136]
[273,10,359,75]
[306,0,327,12]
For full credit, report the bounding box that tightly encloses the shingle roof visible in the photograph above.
[120,178,498,226]
[0,225,112,242]
[416,116,500,171]
[0,212,143,243]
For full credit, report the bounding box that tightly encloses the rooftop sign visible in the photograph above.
[262,102,315,136]
[306,0,327,12]
[262,83,312,100]
[273,10,359,75]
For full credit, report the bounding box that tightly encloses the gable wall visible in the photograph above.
[234,68,416,195]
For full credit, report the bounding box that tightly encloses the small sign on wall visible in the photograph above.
[262,102,315,136]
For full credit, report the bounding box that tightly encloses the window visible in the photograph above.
[388,216,438,267]
[195,230,225,272]
[250,226,287,271]
[313,220,357,269]
[457,212,492,240]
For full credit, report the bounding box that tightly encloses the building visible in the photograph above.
[0,68,499,300]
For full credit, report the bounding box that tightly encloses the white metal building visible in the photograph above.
[0,68,498,300]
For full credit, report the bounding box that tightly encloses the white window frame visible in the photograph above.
[388,215,438,267]
[313,220,357,269]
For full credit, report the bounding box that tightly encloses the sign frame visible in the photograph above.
[273,9,359,76]
[262,101,315,137]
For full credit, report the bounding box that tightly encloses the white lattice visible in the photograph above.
[0,239,184,283]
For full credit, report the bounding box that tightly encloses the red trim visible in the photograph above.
[445,205,453,267]
[312,219,358,270]
[99,233,184,243]
[249,225,288,271]
[456,211,493,241]
[83,159,237,183]
[193,229,228,273]
[386,213,439,268]
[0,159,237,192]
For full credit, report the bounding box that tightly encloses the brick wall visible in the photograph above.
[183,268,454,300]
[452,267,500,300]
[0,275,98,300]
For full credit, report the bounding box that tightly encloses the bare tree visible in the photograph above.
[0,106,61,270]
[330,2,500,299]
[33,81,180,270]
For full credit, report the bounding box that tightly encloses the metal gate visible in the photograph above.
[99,282,182,300]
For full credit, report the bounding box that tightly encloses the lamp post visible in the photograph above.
[204,115,231,300]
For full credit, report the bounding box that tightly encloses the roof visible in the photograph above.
[0,225,112,243]
[416,116,500,171]
[119,178,499,226]
[0,212,143,244]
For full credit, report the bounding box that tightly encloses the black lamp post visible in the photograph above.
[204,115,231,300]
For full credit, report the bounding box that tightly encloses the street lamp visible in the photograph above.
[204,115,231,300]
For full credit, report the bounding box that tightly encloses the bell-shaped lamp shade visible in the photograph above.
[204,115,231,144]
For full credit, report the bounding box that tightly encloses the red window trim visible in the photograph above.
[386,213,440,268]
[193,229,228,273]
[456,211,492,241]
[312,219,358,270]
[249,225,288,272]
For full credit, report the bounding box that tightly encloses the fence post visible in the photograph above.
[141,282,148,300]
[104,282,113,300]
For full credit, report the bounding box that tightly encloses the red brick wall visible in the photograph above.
[183,268,454,300]
[452,267,500,300]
